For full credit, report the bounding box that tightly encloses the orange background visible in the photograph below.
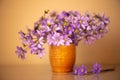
[0,0,120,65]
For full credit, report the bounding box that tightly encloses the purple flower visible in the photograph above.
[41,19,53,31]
[38,37,44,45]
[30,42,38,54]
[92,63,102,74]
[58,11,69,20]
[51,23,62,32]
[36,30,46,37]
[29,39,45,58]
[47,32,65,46]
[95,13,110,26]
[84,34,96,45]
[15,46,27,59]
[63,35,72,45]
[78,65,87,76]
[19,31,33,45]
[47,34,55,45]
[64,26,73,35]
[25,34,33,43]
[72,66,79,75]
[95,25,108,39]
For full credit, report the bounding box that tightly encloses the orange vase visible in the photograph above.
[49,44,76,73]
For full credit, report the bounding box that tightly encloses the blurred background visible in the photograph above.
[0,0,120,66]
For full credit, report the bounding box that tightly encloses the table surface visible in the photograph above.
[0,64,120,80]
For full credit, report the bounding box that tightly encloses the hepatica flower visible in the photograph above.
[92,63,102,74]
[15,46,27,59]
[73,65,87,76]
[78,65,87,76]
[73,66,79,75]
[15,10,110,59]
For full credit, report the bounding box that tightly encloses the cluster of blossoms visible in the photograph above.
[73,63,102,76]
[15,10,110,59]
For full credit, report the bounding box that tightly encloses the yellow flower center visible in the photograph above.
[89,21,93,26]
[100,29,103,33]
[64,21,68,26]
[87,36,90,39]
[79,20,83,24]
[75,29,79,33]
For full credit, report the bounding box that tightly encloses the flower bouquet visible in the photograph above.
[15,10,110,72]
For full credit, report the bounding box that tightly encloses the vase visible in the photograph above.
[49,44,76,73]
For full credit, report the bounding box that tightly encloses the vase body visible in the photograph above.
[49,44,76,73]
